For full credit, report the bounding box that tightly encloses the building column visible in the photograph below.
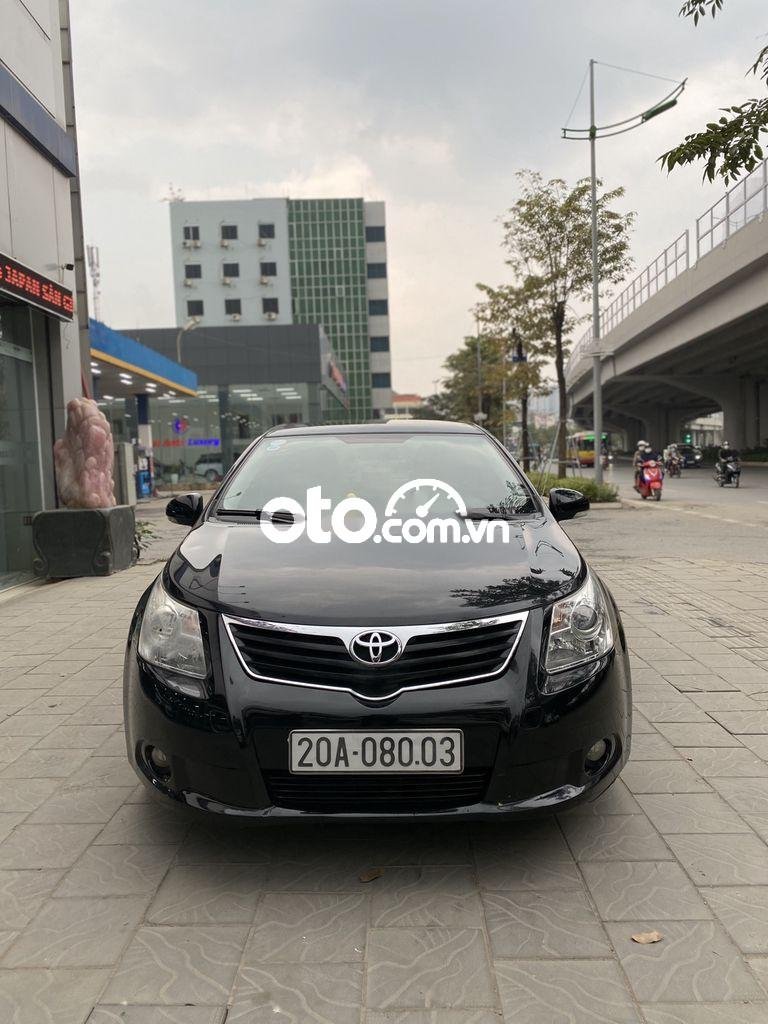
[136,393,153,484]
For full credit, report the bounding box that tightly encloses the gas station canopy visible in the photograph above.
[89,319,198,400]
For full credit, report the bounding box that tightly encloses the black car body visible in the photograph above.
[678,444,703,468]
[124,421,631,820]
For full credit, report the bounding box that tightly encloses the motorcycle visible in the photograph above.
[635,459,664,501]
[666,454,682,478]
[714,459,741,488]
[600,451,614,470]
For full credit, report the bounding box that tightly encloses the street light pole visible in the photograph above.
[563,61,685,487]
[175,317,200,364]
[589,59,604,485]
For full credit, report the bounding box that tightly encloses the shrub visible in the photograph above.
[532,473,618,503]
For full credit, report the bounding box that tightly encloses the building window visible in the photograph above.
[184,264,202,279]
[187,300,204,317]
[370,336,390,352]
[225,298,242,315]
[183,225,200,241]
[367,263,387,279]
[365,225,385,242]
[222,262,240,277]
[260,262,277,277]
[369,299,388,316]
[262,297,279,314]
[371,373,391,388]
[259,223,275,239]
[221,224,238,240]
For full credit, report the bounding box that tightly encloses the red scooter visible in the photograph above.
[635,459,663,501]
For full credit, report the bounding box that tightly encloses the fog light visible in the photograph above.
[147,746,171,776]
[586,739,608,764]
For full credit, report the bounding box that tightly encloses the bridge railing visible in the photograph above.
[566,157,768,384]
[696,160,768,258]
[564,233,688,379]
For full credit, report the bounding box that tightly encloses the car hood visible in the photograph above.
[165,515,583,626]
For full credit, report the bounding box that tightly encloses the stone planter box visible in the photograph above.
[32,505,137,579]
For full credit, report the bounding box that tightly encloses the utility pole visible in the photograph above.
[589,59,603,485]
[563,61,686,486]
[474,315,486,425]
[512,328,530,471]
[86,245,101,323]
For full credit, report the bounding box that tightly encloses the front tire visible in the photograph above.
[654,491,661,501]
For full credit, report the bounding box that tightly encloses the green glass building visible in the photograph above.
[289,198,375,422]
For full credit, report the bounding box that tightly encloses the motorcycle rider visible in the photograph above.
[716,440,740,479]
[633,440,648,488]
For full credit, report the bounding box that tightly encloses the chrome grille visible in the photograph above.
[223,611,528,700]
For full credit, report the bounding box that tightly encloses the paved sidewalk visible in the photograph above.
[1,538,768,1021]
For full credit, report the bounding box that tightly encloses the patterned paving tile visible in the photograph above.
[666,833,768,886]
[473,825,583,892]
[606,919,763,1002]
[94,802,192,846]
[147,864,263,925]
[369,867,482,928]
[581,861,711,920]
[679,747,768,778]
[494,959,640,1024]
[26,786,132,825]
[621,760,712,794]
[2,895,148,967]
[0,824,101,869]
[0,869,65,930]
[101,925,249,1005]
[483,889,611,957]
[87,1008,227,1024]
[55,844,178,897]
[702,887,768,953]
[245,892,367,962]
[641,1005,768,1024]
[637,793,752,834]
[0,967,111,1024]
[559,813,673,861]
[367,928,495,1010]
[228,963,364,1023]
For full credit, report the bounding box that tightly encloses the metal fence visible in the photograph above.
[566,157,768,383]
[696,160,768,258]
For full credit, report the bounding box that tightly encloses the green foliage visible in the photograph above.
[533,473,619,503]
[660,1,768,183]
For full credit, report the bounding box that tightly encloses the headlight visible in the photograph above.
[543,572,613,691]
[138,578,208,697]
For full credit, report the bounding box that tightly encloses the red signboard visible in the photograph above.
[0,252,74,321]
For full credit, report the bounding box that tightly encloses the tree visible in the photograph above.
[473,278,551,471]
[660,0,768,182]
[437,334,507,435]
[501,171,634,475]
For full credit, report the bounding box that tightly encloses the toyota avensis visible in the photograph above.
[124,421,631,819]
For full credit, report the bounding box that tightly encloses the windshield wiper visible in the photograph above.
[458,507,530,521]
[216,508,300,524]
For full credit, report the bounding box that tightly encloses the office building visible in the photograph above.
[0,0,88,589]
[168,196,392,421]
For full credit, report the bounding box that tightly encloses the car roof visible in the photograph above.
[264,420,482,437]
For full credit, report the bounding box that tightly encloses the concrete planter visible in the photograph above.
[32,505,137,579]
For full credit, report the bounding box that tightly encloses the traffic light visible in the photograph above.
[683,432,692,444]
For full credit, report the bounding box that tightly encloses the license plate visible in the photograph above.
[289,730,463,773]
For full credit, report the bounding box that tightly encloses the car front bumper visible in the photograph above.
[123,593,632,821]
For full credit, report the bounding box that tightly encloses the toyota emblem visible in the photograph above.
[350,630,402,666]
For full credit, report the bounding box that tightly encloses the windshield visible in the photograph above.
[217,432,538,517]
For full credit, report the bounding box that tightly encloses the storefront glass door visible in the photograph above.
[0,306,43,591]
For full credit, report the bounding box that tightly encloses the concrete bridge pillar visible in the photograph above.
[720,377,767,449]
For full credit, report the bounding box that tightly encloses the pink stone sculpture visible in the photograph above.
[54,397,116,508]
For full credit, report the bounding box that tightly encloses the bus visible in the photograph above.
[567,431,611,468]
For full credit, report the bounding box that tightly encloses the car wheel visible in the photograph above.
[205,469,218,483]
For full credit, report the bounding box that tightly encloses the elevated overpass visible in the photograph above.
[567,162,768,449]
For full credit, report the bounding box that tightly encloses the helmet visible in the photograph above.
[637,439,647,449]
[722,440,730,447]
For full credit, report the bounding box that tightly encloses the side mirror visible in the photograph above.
[548,487,590,522]
[166,493,204,526]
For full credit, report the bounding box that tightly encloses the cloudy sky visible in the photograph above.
[71,0,766,394]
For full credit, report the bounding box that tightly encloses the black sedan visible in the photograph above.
[124,421,631,820]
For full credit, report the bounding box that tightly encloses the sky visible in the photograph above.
[71,0,767,395]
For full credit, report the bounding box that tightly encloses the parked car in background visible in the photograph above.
[194,455,224,482]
